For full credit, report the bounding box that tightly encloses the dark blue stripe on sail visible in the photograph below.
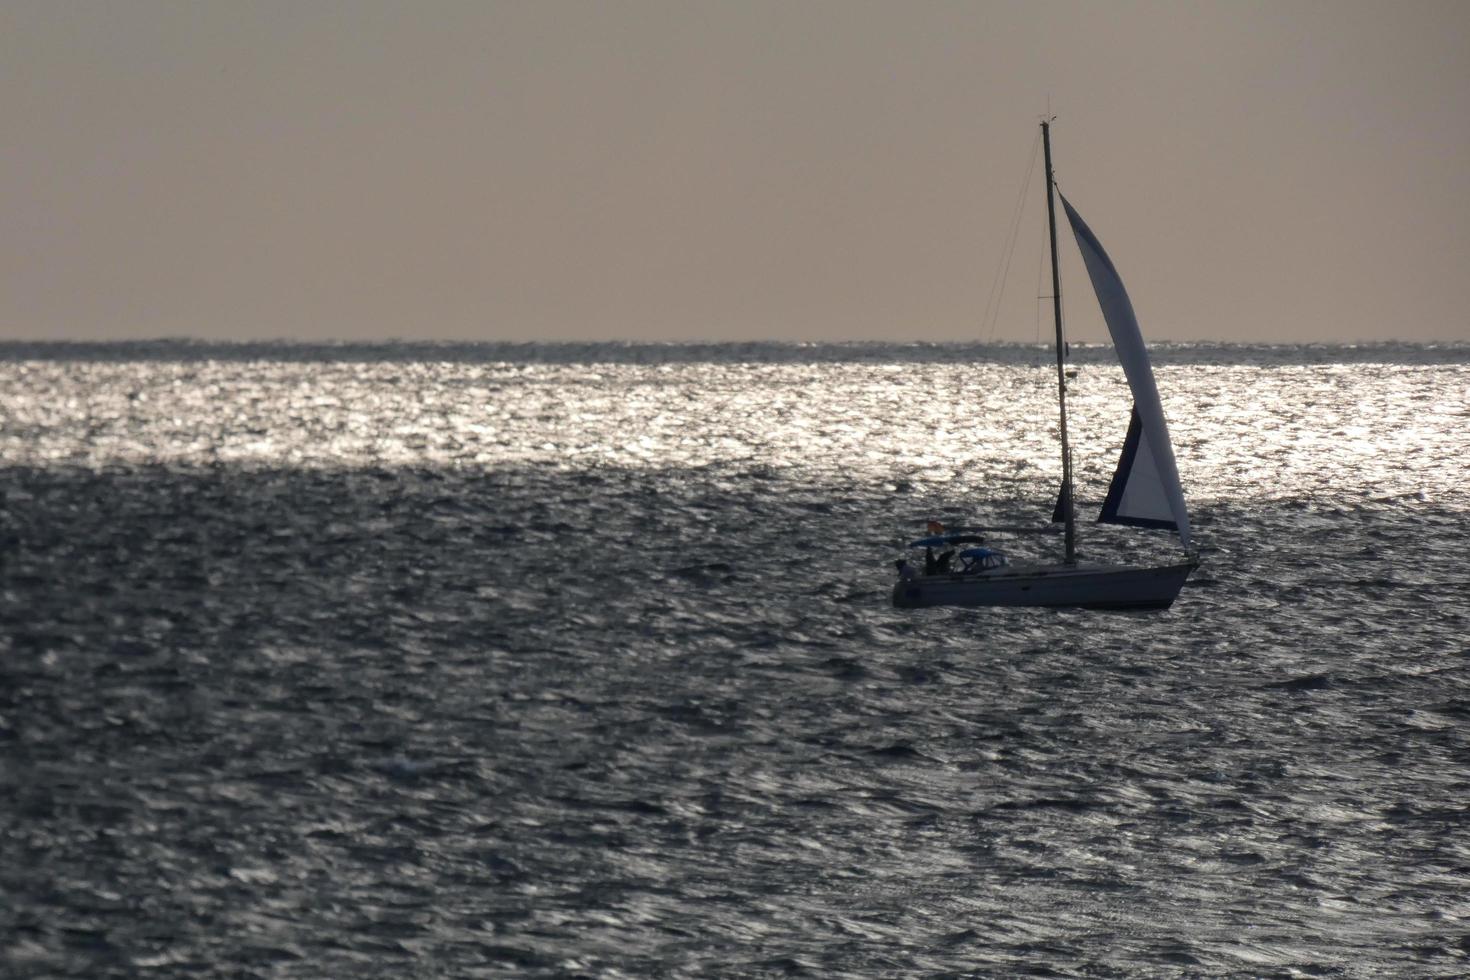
[1098,405,1141,523]
[1098,405,1179,531]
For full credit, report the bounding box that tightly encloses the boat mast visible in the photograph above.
[1042,119,1077,564]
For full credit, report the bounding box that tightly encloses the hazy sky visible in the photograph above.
[3,1,1467,343]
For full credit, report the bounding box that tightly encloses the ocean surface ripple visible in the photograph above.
[2,343,1468,977]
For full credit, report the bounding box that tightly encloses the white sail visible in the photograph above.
[1060,195,1192,548]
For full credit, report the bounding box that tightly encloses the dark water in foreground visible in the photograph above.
[2,343,1468,977]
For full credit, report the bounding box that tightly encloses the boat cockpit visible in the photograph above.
[904,533,1008,578]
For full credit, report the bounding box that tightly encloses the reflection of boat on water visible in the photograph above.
[893,119,1198,611]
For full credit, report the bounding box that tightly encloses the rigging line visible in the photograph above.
[982,128,1042,344]
[982,131,1039,342]
[1035,251,1045,345]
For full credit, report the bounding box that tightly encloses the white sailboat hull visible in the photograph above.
[892,560,1197,611]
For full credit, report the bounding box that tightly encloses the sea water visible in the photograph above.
[2,342,1468,977]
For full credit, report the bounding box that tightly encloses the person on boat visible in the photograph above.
[936,549,955,574]
[924,547,938,574]
[895,559,917,582]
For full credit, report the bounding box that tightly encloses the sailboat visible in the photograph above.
[893,119,1198,611]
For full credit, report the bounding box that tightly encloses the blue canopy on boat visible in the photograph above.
[908,534,987,548]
